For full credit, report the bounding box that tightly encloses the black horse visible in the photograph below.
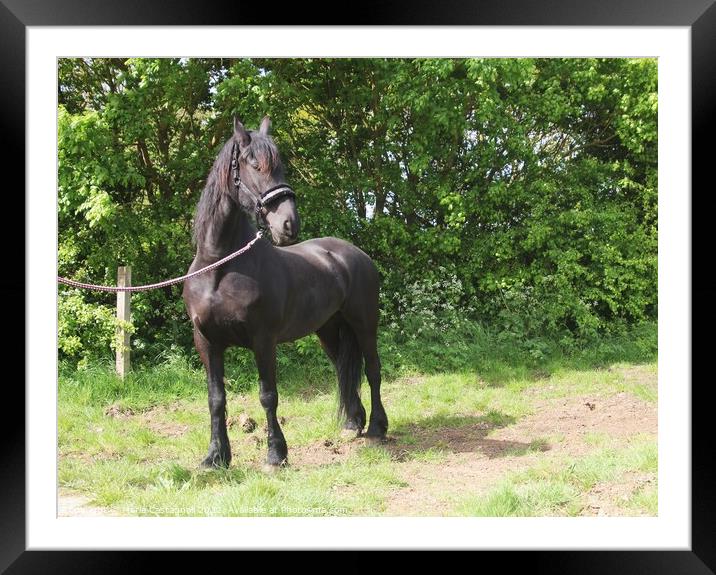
[183,117,388,468]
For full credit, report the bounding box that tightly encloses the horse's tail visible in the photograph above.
[336,321,365,425]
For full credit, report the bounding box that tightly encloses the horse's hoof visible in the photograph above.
[366,420,388,440]
[200,453,230,469]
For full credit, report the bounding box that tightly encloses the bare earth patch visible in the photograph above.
[137,404,190,438]
[382,375,657,516]
[500,391,657,458]
[289,438,362,467]
[103,400,195,438]
[582,471,656,516]
[104,404,134,419]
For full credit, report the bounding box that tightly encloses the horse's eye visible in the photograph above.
[249,158,260,171]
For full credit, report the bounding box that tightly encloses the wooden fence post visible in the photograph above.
[116,266,131,378]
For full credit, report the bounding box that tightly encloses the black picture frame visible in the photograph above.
[4,0,711,572]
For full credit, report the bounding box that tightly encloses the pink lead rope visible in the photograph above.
[57,231,263,293]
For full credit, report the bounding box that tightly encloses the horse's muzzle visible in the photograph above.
[262,193,300,246]
[283,219,298,242]
[272,221,299,246]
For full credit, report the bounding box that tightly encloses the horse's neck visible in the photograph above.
[197,194,257,260]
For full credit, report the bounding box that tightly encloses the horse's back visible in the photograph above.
[280,236,378,286]
[282,236,374,267]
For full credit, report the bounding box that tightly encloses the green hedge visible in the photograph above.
[58,58,657,366]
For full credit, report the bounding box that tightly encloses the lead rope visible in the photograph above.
[57,230,263,293]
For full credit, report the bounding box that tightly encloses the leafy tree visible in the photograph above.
[58,57,657,365]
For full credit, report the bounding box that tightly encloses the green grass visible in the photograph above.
[625,483,658,515]
[455,435,657,517]
[458,480,583,517]
[532,363,658,403]
[59,322,657,517]
[117,453,403,517]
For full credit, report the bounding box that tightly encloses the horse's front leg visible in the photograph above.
[253,336,288,467]
[195,329,231,468]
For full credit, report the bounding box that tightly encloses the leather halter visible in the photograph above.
[230,142,296,224]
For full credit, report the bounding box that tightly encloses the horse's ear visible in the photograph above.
[233,116,251,148]
[259,115,271,135]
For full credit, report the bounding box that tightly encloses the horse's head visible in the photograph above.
[232,116,300,246]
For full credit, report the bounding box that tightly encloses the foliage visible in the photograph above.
[387,267,475,342]
[57,289,117,368]
[57,58,657,365]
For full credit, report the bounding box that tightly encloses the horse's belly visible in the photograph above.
[276,291,342,343]
[276,319,330,344]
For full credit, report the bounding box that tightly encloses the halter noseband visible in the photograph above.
[230,142,296,224]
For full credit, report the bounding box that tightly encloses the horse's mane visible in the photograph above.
[193,131,280,246]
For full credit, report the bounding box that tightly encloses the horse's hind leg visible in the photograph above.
[340,302,388,439]
[253,335,288,467]
[194,328,231,468]
[356,332,388,440]
[316,314,340,365]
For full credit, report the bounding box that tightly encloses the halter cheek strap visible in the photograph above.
[230,142,296,224]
